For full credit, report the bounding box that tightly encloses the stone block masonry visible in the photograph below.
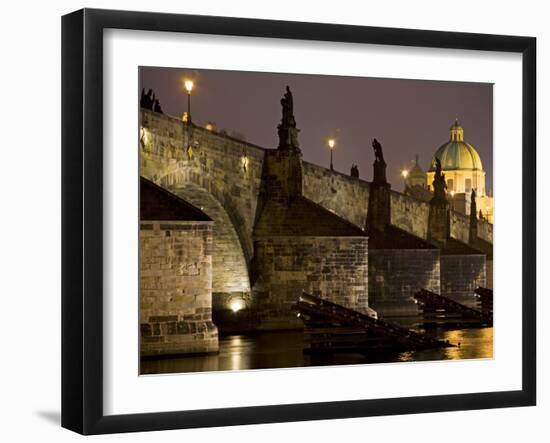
[440,253,486,308]
[140,220,218,357]
[252,236,369,330]
[302,161,370,227]
[390,191,431,240]
[167,183,253,332]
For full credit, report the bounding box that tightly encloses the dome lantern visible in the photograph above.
[450,118,464,142]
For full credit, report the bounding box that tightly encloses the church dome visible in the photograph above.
[429,120,483,171]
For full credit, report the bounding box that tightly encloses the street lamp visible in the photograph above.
[401,169,409,190]
[184,79,194,123]
[328,138,336,171]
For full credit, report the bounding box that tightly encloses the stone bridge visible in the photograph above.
[139,109,492,329]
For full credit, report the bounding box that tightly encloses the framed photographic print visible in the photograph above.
[61,8,536,435]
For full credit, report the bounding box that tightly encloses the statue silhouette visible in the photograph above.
[280,85,296,128]
[371,138,387,184]
[140,88,155,110]
[153,99,163,114]
[140,88,164,114]
[431,157,447,200]
[277,86,300,151]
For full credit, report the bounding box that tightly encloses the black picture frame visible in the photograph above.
[61,8,536,435]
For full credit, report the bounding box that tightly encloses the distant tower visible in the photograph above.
[403,154,431,201]
[408,154,427,188]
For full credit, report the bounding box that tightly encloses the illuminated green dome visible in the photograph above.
[429,120,483,171]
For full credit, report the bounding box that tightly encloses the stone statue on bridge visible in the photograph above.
[366,138,391,232]
[140,88,154,110]
[141,88,164,114]
[280,86,296,128]
[277,86,300,152]
[153,98,163,114]
[428,157,450,245]
[431,157,447,201]
[371,138,387,185]
[469,188,478,243]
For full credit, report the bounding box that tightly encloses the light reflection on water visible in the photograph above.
[140,327,493,375]
[397,327,493,363]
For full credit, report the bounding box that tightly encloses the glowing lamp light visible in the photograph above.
[401,169,409,179]
[184,79,194,93]
[140,127,150,146]
[450,190,455,197]
[205,122,214,131]
[229,298,245,313]
[241,155,249,172]
[328,138,336,149]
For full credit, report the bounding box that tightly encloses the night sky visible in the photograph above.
[140,67,493,192]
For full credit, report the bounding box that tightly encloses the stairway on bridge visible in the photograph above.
[294,293,451,354]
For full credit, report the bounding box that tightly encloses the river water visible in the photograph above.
[140,327,493,375]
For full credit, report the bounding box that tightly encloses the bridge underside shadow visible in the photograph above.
[168,183,253,331]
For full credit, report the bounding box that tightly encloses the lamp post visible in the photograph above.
[184,79,194,123]
[328,138,335,171]
[401,169,409,191]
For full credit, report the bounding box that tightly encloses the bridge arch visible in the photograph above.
[166,181,251,296]
[157,166,255,266]
[140,110,265,329]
